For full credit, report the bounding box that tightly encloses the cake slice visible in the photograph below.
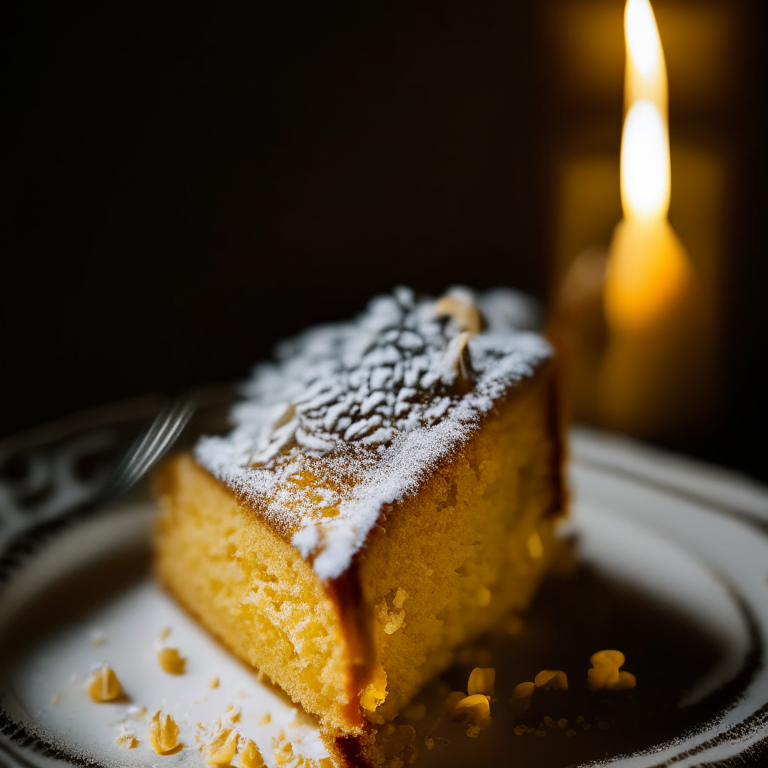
[154,287,566,766]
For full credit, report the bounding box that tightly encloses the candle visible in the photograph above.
[598,0,711,438]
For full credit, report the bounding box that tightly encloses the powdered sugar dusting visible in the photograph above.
[195,287,550,580]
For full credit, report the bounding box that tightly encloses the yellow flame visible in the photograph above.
[624,0,667,117]
[620,99,670,221]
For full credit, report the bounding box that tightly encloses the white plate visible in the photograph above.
[0,402,766,767]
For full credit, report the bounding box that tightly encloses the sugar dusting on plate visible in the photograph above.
[195,287,549,580]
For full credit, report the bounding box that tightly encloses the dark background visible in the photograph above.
[2,1,766,482]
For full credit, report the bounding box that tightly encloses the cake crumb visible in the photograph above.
[591,649,625,667]
[149,711,182,754]
[393,587,408,608]
[467,667,495,697]
[588,649,636,690]
[208,676,219,689]
[239,738,265,767]
[260,713,272,725]
[466,724,481,738]
[272,732,295,767]
[535,729,547,737]
[452,694,491,725]
[116,727,139,749]
[534,669,568,691]
[424,737,434,750]
[566,729,577,737]
[360,666,388,712]
[205,726,239,765]
[160,627,171,641]
[85,664,122,702]
[512,681,535,699]
[222,704,241,723]
[543,716,556,729]
[558,718,568,729]
[158,647,186,675]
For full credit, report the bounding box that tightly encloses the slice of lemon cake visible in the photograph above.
[154,287,567,766]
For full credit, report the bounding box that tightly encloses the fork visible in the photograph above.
[100,392,198,501]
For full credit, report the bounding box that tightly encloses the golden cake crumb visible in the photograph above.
[222,704,241,723]
[588,664,620,690]
[466,724,482,738]
[535,729,546,737]
[590,649,625,668]
[616,671,637,689]
[208,676,219,689]
[360,666,388,711]
[566,729,577,737]
[534,669,568,690]
[149,711,181,754]
[85,664,122,702]
[512,681,535,699]
[588,649,636,690]
[260,713,272,725]
[467,667,495,697]
[543,715,556,728]
[116,728,139,749]
[160,627,171,640]
[158,647,186,675]
[273,734,295,767]
[205,726,239,765]
[558,718,568,729]
[452,694,491,724]
[239,738,266,768]
[424,737,434,750]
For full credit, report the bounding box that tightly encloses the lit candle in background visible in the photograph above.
[623,0,667,115]
[598,0,713,438]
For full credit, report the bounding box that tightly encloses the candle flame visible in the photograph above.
[620,99,670,221]
[624,0,667,116]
